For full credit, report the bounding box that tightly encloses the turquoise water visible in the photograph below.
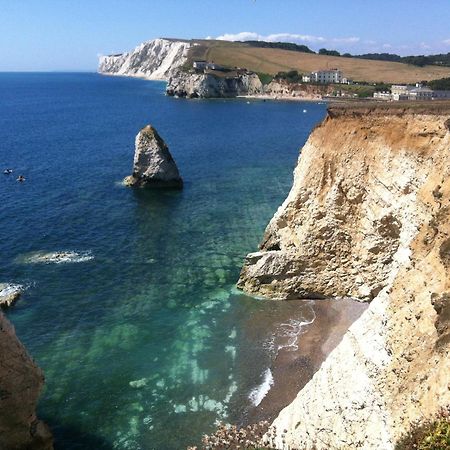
[0,73,326,449]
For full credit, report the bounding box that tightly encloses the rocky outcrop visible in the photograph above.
[239,103,450,449]
[0,284,23,308]
[124,125,182,188]
[264,79,334,100]
[0,312,53,450]
[98,38,191,80]
[166,71,263,98]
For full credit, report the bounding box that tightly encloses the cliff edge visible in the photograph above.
[98,38,191,80]
[239,102,450,449]
[0,312,53,450]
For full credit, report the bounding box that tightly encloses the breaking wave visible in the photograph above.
[18,250,94,265]
[248,368,274,407]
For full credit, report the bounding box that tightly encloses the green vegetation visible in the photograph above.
[353,52,450,67]
[336,84,376,98]
[428,77,450,90]
[319,48,341,57]
[274,70,302,83]
[257,72,274,85]
[373,82,391,92]
[395,408,450,450]
[244,40,314,54]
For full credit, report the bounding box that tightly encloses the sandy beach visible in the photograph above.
[243,298,368,424]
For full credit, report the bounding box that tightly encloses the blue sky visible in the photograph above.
[1,0,450,71]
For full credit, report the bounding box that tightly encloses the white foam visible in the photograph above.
[248,368,274,406]
[276,316,314,352]
[19,250,94,265]
[0,283,26,306]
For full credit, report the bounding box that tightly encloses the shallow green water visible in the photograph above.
[0,73,327,449]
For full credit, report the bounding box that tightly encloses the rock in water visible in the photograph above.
[0,312,53,450]
[0,283,23,308]
[124,125,183,188]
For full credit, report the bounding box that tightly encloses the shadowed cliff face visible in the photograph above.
[0,312,53,450]
[238,104,450,449]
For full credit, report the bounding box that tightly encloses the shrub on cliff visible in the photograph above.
[395,407,450,450]
[257,72,274,85]
[274,70,302,83]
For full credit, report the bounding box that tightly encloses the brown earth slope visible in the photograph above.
[239,102,450,449]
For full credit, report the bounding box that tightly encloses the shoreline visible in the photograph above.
[237,94,326,103]
[243,297,368,425]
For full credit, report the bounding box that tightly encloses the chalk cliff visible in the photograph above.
[239,103,450,449]
[166,71,263,98]
[98,38,191,80]
[0,312,53,450]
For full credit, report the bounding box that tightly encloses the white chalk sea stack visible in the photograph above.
[124,125,183,189]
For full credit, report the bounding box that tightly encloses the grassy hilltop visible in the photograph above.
[185,39,450,84]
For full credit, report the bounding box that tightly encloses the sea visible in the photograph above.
[0,73,327,449]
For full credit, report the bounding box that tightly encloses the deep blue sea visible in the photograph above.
[0,73,326,449]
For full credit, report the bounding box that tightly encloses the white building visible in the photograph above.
[391,84,412,101]
[408,87,433,100]
[373,91,392,100]
[379,84,449,101]
[310,69,343,84]
[193,60,208,70]
[192,61,224,71]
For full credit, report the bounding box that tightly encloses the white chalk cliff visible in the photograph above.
[239,104,450,449]
[124,124,182,188]
[98,38,191,80]
[166,71,263,98]
[98,38,266,98]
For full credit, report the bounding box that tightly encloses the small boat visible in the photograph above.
[16,175,25,182]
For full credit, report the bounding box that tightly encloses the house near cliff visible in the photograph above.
[303,69,348,84]
[311,69,343,84]
[193,60,224,72]
[379,84,450,101]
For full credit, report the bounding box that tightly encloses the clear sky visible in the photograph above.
[1,0,450,71]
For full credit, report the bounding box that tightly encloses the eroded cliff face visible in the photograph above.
[264,80,334,100]
[123,124,183,188]
[0,312,53,450]
[239,104,450,449]
[98,38,191,80]
[166,71,263,98]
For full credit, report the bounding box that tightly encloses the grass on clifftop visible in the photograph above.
[188,40,450,84]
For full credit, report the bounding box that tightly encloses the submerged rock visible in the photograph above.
[124,125,183,189]
[0,312,53,449]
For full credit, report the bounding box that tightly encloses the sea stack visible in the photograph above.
[124,125,183,188]
[0,312,54,450]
